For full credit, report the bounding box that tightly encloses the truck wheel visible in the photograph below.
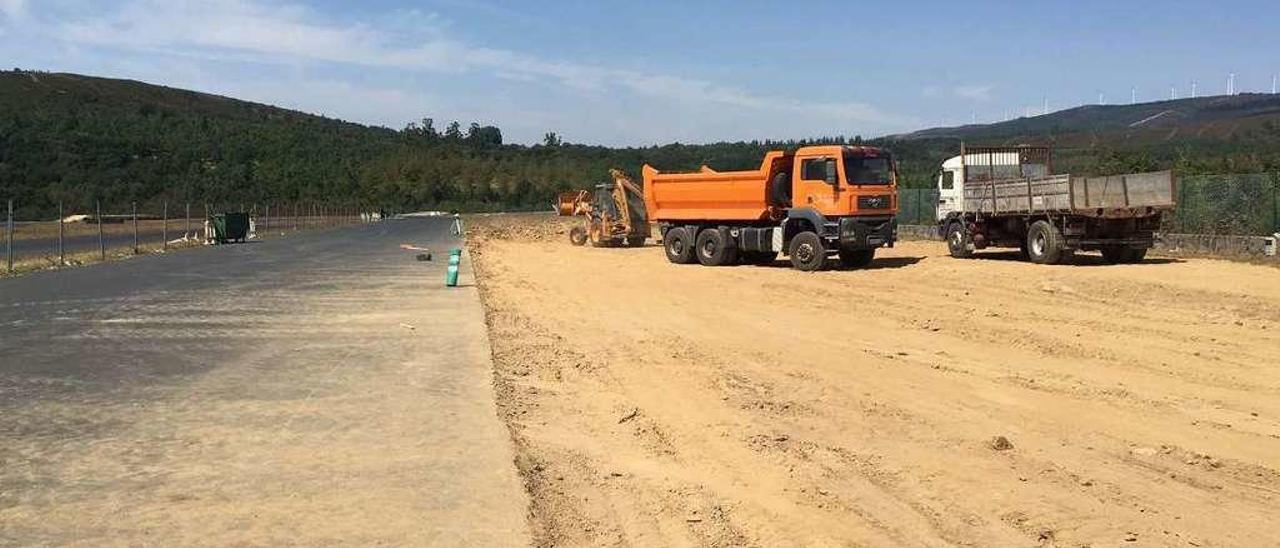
[946,222,974,258]
[741,251,778,266]
[838,248,875,268]
[788,232,826,271]
[664,227,695,264]
[624,236,646,248]
[569,226,588,246]
[1026,220,1066,264]
[1128,248,1147,263]
[695,228,736,266]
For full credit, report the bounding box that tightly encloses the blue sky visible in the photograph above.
[1,0,1277,145]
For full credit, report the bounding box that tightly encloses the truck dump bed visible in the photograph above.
[642,152,788,222]
[963,171,1176,217]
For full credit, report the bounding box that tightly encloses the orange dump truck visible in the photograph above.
[643,145,898,271]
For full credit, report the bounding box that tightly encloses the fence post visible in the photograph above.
[264,204,270,235]
[163,201,169,251]
[910,190,918,224]
[1179,178,1188,233]
[5,199,12,274]
[185,202,191,239]
[132,202,139,255]
[58,201,65,266]
[1273,175,1279,234]
[97,201,105,260]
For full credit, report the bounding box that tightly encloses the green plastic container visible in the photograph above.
[446,248,461,287]
[211,212,250,243]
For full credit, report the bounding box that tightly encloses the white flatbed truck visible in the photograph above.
[936,145,1176,264]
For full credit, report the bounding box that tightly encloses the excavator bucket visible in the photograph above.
[556,190,590,216]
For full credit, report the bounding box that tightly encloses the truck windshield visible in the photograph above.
[844,156,892,185]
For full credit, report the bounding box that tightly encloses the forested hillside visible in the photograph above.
[3,70,1279,218]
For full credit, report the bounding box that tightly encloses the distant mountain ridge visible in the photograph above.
[894,93,1280,145]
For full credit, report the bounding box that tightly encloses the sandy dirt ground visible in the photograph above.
[468,214,1280,547]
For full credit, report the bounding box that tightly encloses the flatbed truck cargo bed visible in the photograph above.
[961,171,1175,217]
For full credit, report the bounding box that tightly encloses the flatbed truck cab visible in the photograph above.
[643,145,899,271]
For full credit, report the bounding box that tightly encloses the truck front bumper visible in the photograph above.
[839,216,897,250]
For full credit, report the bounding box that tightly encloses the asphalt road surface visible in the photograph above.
[0,217,529,545]
[6,229,177,258]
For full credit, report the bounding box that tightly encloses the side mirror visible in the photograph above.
[824,158,838,186]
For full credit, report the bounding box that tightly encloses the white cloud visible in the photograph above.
[27,0,915,143]
[0,0,26,19]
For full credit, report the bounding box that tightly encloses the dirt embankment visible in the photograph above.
[468,213,1280,547]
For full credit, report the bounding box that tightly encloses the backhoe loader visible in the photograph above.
[555,169,649,247]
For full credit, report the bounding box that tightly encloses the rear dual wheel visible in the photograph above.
[664,227,696,264]
[695,228,738,266]
[1026,220,1074,265]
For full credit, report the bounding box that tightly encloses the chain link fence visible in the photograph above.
[1170,172,1280,235]
[2,200,371,275]
[898,188,941,225]
[897,172,1280,236]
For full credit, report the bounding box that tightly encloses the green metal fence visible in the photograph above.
[1170,172,1280,235]
[898,188,940,225]
[896,172,1280,235]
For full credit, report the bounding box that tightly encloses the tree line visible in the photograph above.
[3,70,1279,219]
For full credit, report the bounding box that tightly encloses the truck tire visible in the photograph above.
[946,221,974,259]
[838,248,875,268]
[1026,220,1068,265]
[695,228,737,266]
[741,251,779,266]
[788,232,826,271]
[664,227,696,264]
[1128,248,1148,263]
[569,226,588,246]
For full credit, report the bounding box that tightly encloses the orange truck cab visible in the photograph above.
[643,145,898,271]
